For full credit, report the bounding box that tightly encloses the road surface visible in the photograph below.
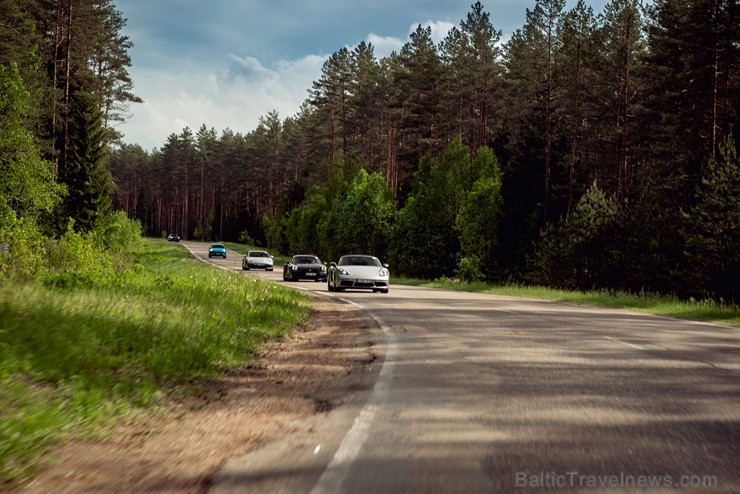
[184,242,740,493]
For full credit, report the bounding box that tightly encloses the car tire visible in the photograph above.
[267,268,273,271]
[327,278,334,292]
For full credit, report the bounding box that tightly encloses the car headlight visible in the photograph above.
[379,268,389,277]
[291,265,298,271]
[320,265,327,272]
[338,268,349,275]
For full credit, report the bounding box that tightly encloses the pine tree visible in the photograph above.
[62,82,111,233]
[594,0,646,201]
[531,182,615,289]
[347,42,383,168]
[309,48,352,163]
[555,0,600,212]
[391,25,444,198]
[440,1,502,152]
[502,0,566,224]
[683,135,740,303]
[643,0,739,177]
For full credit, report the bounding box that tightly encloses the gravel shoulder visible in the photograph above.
[11,295,379,494]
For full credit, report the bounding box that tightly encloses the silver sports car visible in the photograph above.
[327,254,389,293]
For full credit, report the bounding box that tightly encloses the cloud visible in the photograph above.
[118,54,326,150]
[366,33,405,58]
[227,55,277,80]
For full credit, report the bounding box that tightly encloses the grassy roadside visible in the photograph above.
[0,239,310,485]
[393,277,740,326]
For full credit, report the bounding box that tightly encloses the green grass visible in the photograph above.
[392,277,740,326]
[0,240,309,484]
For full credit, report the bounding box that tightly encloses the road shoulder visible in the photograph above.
[12,295,382,494]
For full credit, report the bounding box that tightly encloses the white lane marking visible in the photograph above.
[309,299,397,494]
[604,336,645,350]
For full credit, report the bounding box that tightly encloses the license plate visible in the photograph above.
[306,272,316,276]
[357,279,373,284]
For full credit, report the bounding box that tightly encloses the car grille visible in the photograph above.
[339,280,387,288]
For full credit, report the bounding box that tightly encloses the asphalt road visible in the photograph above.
[183,242,740,493]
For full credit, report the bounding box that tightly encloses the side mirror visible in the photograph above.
[383,263,389,269]
[330,262,337,267]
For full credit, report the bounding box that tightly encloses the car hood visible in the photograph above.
[248,256,272,263]
[338,265,387,278]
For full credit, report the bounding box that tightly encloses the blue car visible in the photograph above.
[208,243,227,258]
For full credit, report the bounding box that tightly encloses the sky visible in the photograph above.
[114,0,608,151]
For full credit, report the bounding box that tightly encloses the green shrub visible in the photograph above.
[92,211,142,254]
[0,209,47,280]
[44,222,114,278]
[455,255,484,283]
[238,230,255,246]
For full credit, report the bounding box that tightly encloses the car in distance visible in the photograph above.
[167,233,180,242]
[243,250,274,271]
[283,255,327,282]
[327,254,389,293]
[208,243,227,258]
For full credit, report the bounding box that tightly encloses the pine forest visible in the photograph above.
[1,0,739,303]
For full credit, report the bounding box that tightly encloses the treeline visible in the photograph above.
[1,0,142,279]
[115,1,740,303]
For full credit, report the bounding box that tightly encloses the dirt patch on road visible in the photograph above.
[10,295,379,494]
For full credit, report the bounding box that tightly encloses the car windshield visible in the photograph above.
[338,256,381,267]
[294,256,320,264]
[249,251,268,257]
[211,244,224,249]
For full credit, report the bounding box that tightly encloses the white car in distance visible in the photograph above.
[242,250,274,271]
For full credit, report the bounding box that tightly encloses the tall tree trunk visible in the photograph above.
[61,0,72,181]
